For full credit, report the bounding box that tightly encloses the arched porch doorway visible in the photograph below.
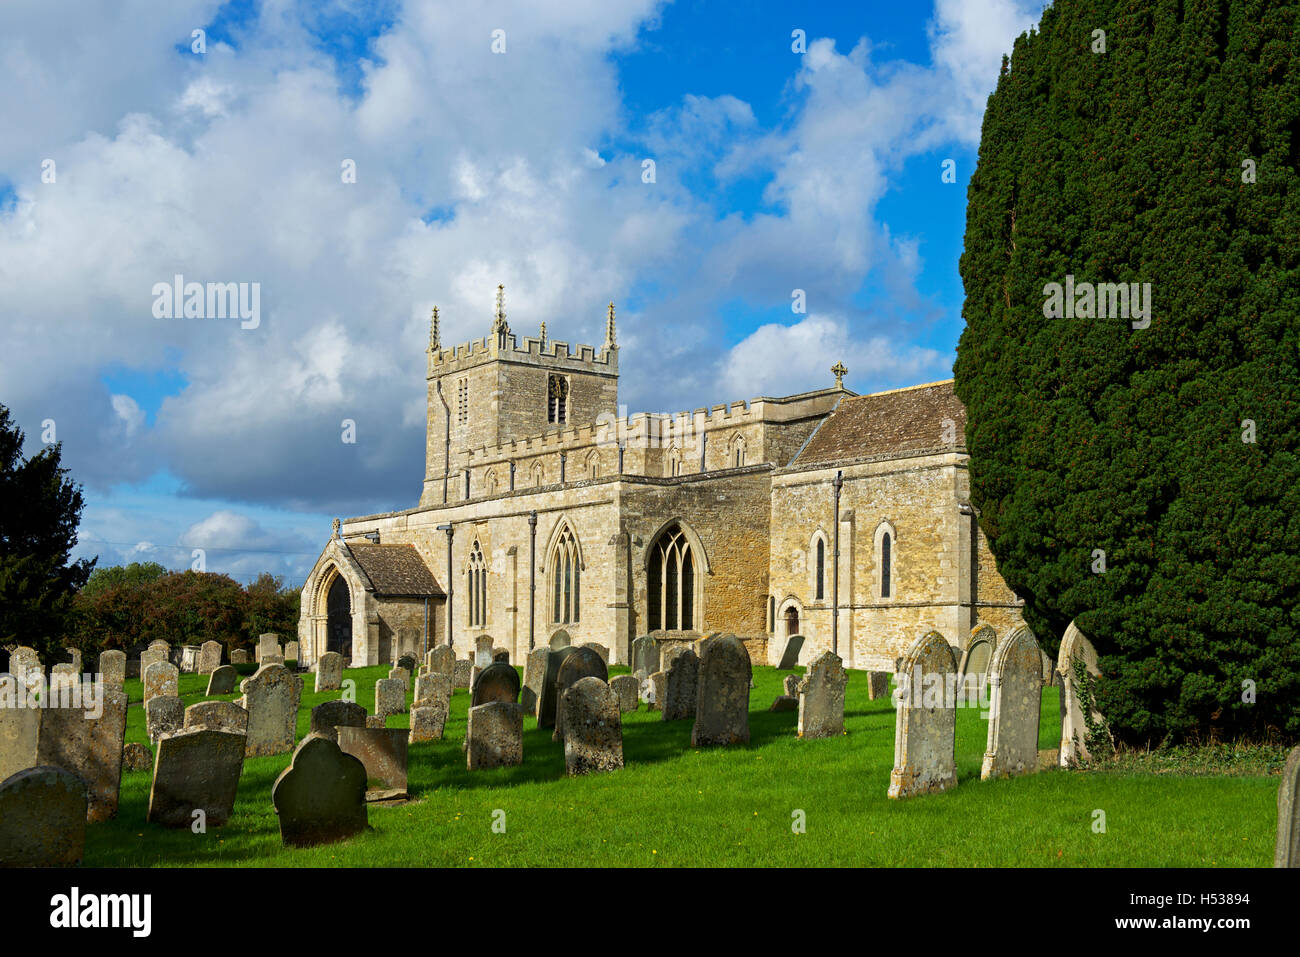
[326,572,353,659]
[784,605,799,637]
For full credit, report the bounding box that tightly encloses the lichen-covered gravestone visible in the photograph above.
[139,646,165,679]
[632,634,660,677]
[410,672,452,743]
[553,646,608,741]
[257,633,282,662]
[581,642,610,666]
[315,651,344,692]
[797,651,847,740]
[36,685,128,822]
[609,674,639,713]
[769,632,804,669]
[230,649,249,665]
[1057,620,1111,767]
[493,648,510,664]
[99,649,126,688]
[11,646,42,697]
[0,766,87,866]
[206,664,238,696]
[466,701,523,770]
[887,631,957,799]
[272,733,368,847]
[388,665,411,693]
[549,628,571,650]
[474,635,495,669]
[867,671,891,700]
[522,646,550,718]
[783,674,800,697]
[981,625,1042,780]
[661,646,699,722]
[562,677,623,775]
[1274,744,1300,868]
[537,646,577,729]
[427,645,455,680]
[338,726,409,799]
[647,671,666,712]
[285,641,300,662]
[310,700,368,743]
[693,635,752,747]
[472,662,521,706]
[122,742,152,772]
[148,727,245,827]
[198,640,223,675]
[143,661,178,705]
[146,695,185,744]
[453,659,473,689]
[238,664,304,757]
[375,678,407,721]
[0,673,41,783]
[958,623,997,688]
[184,700,249,735]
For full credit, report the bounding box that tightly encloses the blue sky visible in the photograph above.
[0,0,1045,586]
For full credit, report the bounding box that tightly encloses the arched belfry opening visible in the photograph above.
[326,571,352,658]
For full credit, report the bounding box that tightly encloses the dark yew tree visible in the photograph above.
[955,0,1300,742]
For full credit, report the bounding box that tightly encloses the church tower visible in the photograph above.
[420,286,620,506]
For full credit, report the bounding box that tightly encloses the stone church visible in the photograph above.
[298,286,1024,670]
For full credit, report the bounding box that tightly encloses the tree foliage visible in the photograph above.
[955,0,1300,742]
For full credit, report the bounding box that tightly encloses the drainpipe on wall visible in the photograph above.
[528,511,538,650]
[832,469,843,657]
[437,523,454,650]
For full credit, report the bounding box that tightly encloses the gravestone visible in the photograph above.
[581,643,610,666]
[49,663,78,696]
[427,645,455,680]
[474,635,495,669]
[549,628,571,650]
[395,654,417,675]
[272,733,368,847]
[139,645,166,677]
[472,662,521,706]
[1057,621,1111,767]
[769,695,798,712]
[958,624,997,691]
[285,641,300,662]
[0,766,87,866]
[1040,649,1055,686]
[410,672,452,743]
[887,631,957,799]
[263,655,285,666]
[981,625,1043,780]
[693,635,752,747]
[122,742,152,772]
[661,646,699,722]
[522,646,550,718]
[179,645,202,673]
[197,640,223,675]
[783,674,800,697]
[375,678,407,720]
[631,635,660,677]
[338,726,410,798]
[99,649,126,687]
[562,677,624,775]
[148,727,245,827]
[867,671,891,700]
[230,649,249,665]
[1276,745,1300,868]
[257,633,282,662]
[0,673,40,782]
[11,646,41,696]
[647,671,666,711]
[63,648,82,674]
[315,651,344,692]
[207,664,238,696]
[184,700,249,735]
[311,700,368,743]
[493,648,510,663]
[769,633,804,669]
[143,661,178,705]
[238,664,304,757]
[797,651,848,740]
[36,686,128,822]
[146,695,185,744]
[537,646,577,729]
[610,674,639,713]
[466,701,523,770]
[389,665,411,693]
[453,659,473,689]
[553,646,609,741]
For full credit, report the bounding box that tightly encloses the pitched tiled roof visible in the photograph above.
[791,380,965,467]
[345,543,443,597]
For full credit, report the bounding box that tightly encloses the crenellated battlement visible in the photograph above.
[429,332,617,376]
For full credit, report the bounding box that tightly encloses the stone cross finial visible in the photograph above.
[605,301,617,347]
[331,518,341,537]
[429,306,440,351]
[539,320,547,348]
[831,361,847,389]
[492,283,509,335]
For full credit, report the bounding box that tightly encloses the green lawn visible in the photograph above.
[85,663,1279,867]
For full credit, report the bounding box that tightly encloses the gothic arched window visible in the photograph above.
[550,525,580,624]
[815,537,826,601]
[647,523,696,631]
[468,540,487,627]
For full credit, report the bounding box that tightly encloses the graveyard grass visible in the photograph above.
[84,664,1278,867]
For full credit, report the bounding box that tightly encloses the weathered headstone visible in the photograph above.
[238,664,303,757]
[661,646,699,722]
[184,700,249,735]
[493,648,510,663]
[11,646,41,696]
[389,665,411,693]
[581,642,610,666]
[338,726,410,798]
[474,635,495,669]
[783,674,801,697]
[769,695,798,712]
[769,633,804,669]
[206,664,238,696]
[472,661,521,707]
[549,628,571,650]
[285,641,300,662]
[198,640,223,675]
[99,649,126,688]
[522,646,550,718]
[63,648,83,674]
[146,695,185,744]
[0,673,40,783]
[272,733,368,847]
[554,646,609,741]
[609,674,639,713]
[631,635,660,677]
[375,678,407,720]
[958,624,997,690]
[49,663,78,696]
[310,700,368,743]
[981,625,1043,780]
[35,685,128,822]
[797,651,847,740]
[537,646,576,728]
[143,660,178,705]
[562,677,623,775]
[867,671,891,700]
[887,631,957,799]
[647,671,666,712]
[1276,745,1300,868]
[410,672,452,743]
[148,727,245,827]
[1057,620,1111,767]
[122,742,152,772]
[230,648,249,665]
[427,645,455,680]
[315,651,344,692]
[466,701,523,770]
[0,766,87,866]
[453,658,473,689]
[1040,649,1055,686]
[257,633,282,662]
[139,645,166,677]
[395,653,417,675]
[693,635,752,747]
